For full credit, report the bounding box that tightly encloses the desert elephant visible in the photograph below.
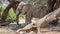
[16,0,60,26]
[16,3,49,27]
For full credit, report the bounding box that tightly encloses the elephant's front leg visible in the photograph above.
[16,12,22,25]
[16,14,19,25]
[25,13,32,26]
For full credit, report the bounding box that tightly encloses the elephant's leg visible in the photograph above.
[16,14,19,25]
[16,12,21,25]
[25,13,32,26]
[25,15,31,24]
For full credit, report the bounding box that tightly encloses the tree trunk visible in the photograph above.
[47,0,56,12]
[53,0,60,10]
[1,2,15,20]
[0,1,20,25]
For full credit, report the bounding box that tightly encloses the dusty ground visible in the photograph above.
[0,18,60,34]
[0,28,19,34]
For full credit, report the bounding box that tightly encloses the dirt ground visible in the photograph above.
[0,18,60,34]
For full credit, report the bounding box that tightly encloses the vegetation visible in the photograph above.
[0,6,25,21]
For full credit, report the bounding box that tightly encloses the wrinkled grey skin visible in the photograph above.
[16,2,48,27]
[23,4,48,26]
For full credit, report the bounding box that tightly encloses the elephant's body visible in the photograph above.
[14,0,60,26]
[16,3,49,26]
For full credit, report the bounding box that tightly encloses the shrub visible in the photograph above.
[0,6,25,21]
